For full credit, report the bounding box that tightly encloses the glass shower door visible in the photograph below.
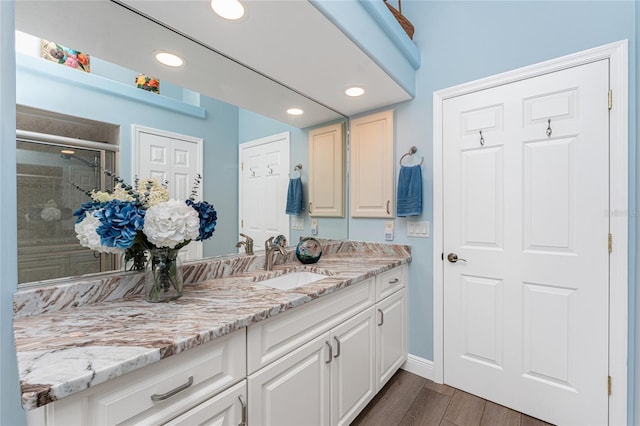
[17,140,115,284]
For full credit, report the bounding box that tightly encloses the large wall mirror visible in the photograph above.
[14,1,349,287]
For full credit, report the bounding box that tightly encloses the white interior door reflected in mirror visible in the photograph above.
[133,124,204,261]
[239,133,290,251]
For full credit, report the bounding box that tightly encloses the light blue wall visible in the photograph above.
[351,0,637,421]
[16,54,240,257]
[239,110,349,243]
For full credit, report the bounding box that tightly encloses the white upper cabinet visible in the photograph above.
[308,123,344,217]
[350,110,395,218]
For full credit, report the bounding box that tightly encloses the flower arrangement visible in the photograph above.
[40,40,90,73]
[73,171,217,271]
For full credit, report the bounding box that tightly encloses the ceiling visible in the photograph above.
[15,0,413,128]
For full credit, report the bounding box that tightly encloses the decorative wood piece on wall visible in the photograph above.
[383,0,414,40]
[40,40,91,73]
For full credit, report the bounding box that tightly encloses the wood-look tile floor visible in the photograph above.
[351,370,554,426]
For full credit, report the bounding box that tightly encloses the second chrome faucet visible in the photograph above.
[264,235,287,270]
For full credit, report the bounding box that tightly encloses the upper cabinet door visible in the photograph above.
[308,123,345,217]
[350,110,395,218]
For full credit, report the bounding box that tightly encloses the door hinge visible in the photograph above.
[608,90,613,110]
[241,219,244,229]
[608,375,612,395]
[608,233,613,253]
[241,162,243,171]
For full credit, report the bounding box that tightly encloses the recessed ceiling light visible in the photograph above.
[155,51,184,67]
[287,108,304,116]
[345,86,365,97]
[211,0,245,20]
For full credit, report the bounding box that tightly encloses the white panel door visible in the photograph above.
[375,289,407,390]
[248,332,331,426]
[134,125,203,261]
[443,60,609,425]
[350,110,395,218]
[330,306,376,426]
[239,133,290,250]
[309,122,344,217]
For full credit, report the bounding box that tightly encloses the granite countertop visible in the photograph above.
[14,243,411,410]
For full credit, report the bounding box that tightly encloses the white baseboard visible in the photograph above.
[401,354,434,381]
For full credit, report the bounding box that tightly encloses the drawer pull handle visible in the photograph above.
[388,278,399,284]
[386,200,390,214]
[150,376,193,402]
[378,308,384,326]
[333,336,341,358]
[308,202,313,214]
[238,395,247,426]
[325,340,333,364]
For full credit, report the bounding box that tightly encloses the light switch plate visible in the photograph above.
[291,216,304,230]
[408,221,430,238]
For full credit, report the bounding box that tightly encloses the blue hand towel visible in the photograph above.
[396,165,422,217]
[285,177,304,215]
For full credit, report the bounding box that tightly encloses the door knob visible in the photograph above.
[447,253,467,263]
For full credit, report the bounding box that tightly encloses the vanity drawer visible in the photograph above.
[247,277,375,374]
[376,265,406,301]
[42,329,246,426]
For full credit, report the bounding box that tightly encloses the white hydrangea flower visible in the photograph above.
[74,213,122,254]
[139,178,169,207]
[40,206,61,222]
[143,199,199,248]
[91,183,133,203]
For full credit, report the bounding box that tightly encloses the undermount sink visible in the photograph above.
[258,271,328,291]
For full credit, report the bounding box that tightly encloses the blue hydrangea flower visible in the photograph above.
[73,201,102,223]
[186,199,217,241]
[94,200,146,249]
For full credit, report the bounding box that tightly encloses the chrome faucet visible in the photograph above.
[264,235,287,270]
[235,233,254,255]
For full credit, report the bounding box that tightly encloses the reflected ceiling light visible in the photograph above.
[345,86,365,97]
[287,108,304,116]
[211,0,245,20]
[60,149,75,155]
[155,51,184,67]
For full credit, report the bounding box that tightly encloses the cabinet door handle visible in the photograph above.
[238,395,247,426]
[333,336,341,358]
[389,278,399,284]
[308,202,313,214]
[150,376,193,402]
[386,200,390,214]
[378,308,384,326]
[325,340,333,364]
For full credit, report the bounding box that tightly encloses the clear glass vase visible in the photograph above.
[144,248,183,302]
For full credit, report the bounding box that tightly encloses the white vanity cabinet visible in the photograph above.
[247,265,407,426]
[27,329,246,426]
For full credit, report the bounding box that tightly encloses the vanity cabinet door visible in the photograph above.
[375,288,407,390]
[330,306,376,426]
[163,380,246,426]
[248,332,331,426]
[350,109,395,218]
[308,122,344,217]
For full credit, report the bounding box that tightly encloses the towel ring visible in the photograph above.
[399,146,424,166]
[289,163,303,178]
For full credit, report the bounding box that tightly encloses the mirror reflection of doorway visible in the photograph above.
[16,136,116,284]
